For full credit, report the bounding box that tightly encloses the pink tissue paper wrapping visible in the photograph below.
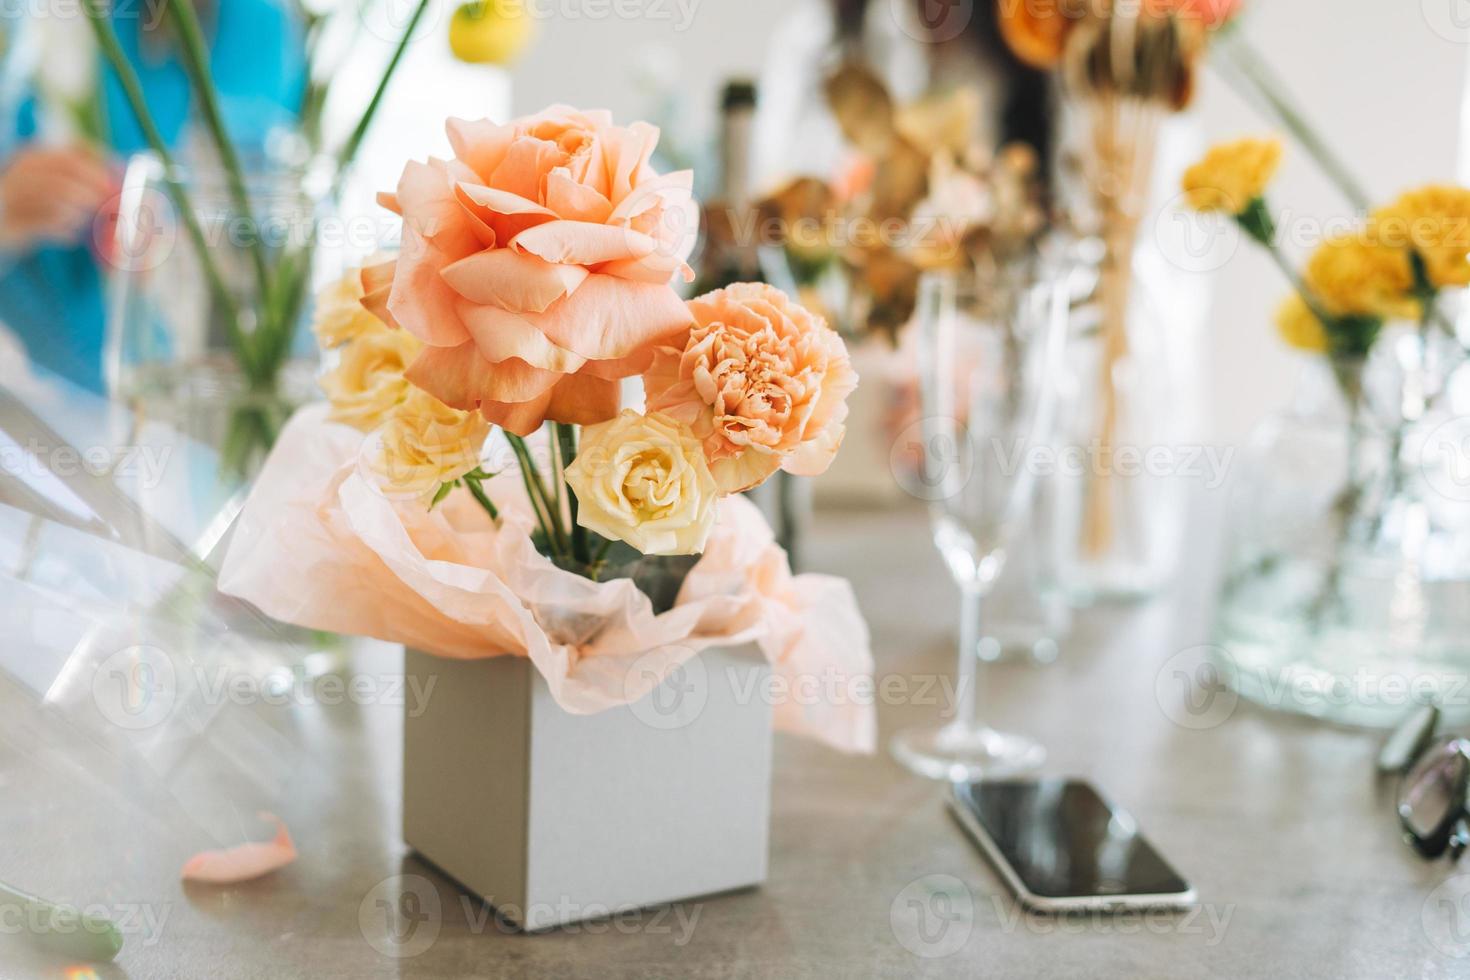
[219,405,876,753]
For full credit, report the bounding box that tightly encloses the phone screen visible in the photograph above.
[954,779,1189,899]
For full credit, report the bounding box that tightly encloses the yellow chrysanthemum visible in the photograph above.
[1181,137,1283,215]
[1370,185,1470,289]
[1274,294,1329,353]
[1303,234,1419,321]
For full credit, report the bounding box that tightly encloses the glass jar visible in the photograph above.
[1046,241,1189,602]
[104,139,344,478]
[1213,327,1470,728]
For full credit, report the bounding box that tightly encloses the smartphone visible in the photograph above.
[948,779,1195,913]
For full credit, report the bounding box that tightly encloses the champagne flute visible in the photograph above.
[890,262,1069,780]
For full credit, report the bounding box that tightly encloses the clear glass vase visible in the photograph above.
[1213,327,1470,728]
[103,139,341,480]
[1047,243,1188,603]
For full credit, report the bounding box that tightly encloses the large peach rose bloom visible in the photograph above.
[361,106,698,436]
[645,283,858,494]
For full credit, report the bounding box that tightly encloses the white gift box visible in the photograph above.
[403,645,773,931]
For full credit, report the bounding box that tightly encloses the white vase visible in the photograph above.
[402,645,773,931]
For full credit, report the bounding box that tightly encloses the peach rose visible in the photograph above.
[644,283,858,494]
[361,105,698,436]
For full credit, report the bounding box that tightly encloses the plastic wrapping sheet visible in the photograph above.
[0,368,339,970]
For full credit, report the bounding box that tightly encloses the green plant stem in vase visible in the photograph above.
[87,0,432,477]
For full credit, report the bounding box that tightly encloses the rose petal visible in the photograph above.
[440,249,589,313]
[545,169,614,223]
[464,273,691,361]
[180,813,296,884]
[456,298,588,374]
[386,226,474,346]
[511,220,657,267]
[406,344,562,408]
[489,135,563,202]
[445,117,515,181]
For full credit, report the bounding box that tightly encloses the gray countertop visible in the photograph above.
[2,503,1464,979]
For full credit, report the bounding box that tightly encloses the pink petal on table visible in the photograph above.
[180,813,297,884]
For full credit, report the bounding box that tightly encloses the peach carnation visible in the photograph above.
[644,283,858,494]
[361,105,698,436]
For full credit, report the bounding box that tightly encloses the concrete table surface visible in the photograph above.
[2,502,1464,979]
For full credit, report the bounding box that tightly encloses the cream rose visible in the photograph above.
[368,390,491,498]
[320,323,423,432]
[312,268,385,349]
[564,410,717,556]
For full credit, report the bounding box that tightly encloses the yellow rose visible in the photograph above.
[369,391,490,498]
[311,269,383,349]
[1304,234,1418,320]
[1274,294,1329,353]
[564,410,717,557]
[1370,185,1470,289]
[1182,137,1283,215]
[319,323,423,432]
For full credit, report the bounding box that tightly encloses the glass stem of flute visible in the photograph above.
[951,584,982,733]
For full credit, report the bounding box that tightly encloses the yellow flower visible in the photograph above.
[1181,137,1283,214]
[564,410,717,557]
[319,324,423,432]
[311,269,382,349]
[370,390,490,498]
[1370,185,1470,289]
[1274,294,1329,353]
[1303,234,1419,320]
[448,0,533,65]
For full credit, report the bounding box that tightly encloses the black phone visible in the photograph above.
[948,779,1195,912]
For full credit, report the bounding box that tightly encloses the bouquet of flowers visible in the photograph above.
[221,105,873,751]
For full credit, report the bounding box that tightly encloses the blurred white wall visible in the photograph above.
[514,0,1469,447]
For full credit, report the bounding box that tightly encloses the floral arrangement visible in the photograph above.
[221,106,873,751]
[760,67,1046,342]
[1182,137,1470,392]
[1183,135,1470,621]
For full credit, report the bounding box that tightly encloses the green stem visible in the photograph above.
[506,434,569,557]
[333,0,432,190]
[554,423,589,563]
[83,0,258,382]
[463,473,499,521]
[162,0,273,307]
